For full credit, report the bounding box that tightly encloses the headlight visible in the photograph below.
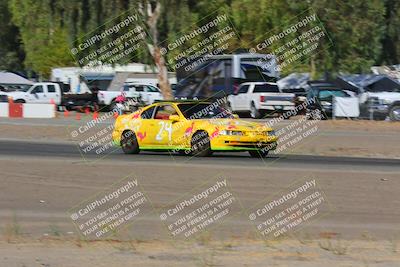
[220,130,243,136]
[268,130,276,136]
[321,101,332,106]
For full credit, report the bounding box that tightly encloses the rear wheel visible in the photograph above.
[389,105,400,121]
[249,149,269,158]
[191,131,212,157]
[121,131,140,154]
[250,102,262,119]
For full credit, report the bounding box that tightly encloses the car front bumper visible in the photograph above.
[211,134,278,151]
[368,104,389,114]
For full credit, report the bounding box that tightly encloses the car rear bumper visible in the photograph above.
[259,103,295,111]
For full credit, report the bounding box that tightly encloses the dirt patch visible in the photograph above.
[1,237,399,267]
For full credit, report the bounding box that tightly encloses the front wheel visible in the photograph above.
[249,149,269,158]
[389,105,400,121]
[121,131,140,154]
[191,131,212,157]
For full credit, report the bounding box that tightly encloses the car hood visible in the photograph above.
[368,92,400,101]
[3,91,27,98]
[197,119,274,132]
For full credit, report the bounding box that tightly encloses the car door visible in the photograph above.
[243,84,253,110]
[135,105,156,147]
[235,84,250,111]
[28,85,45,103]
[150,104,181,147]
[46,84,61,104]
[133,85,148,103]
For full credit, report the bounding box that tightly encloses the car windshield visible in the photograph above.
[253,84,280,93]
[178,103,233,119]
[319,90,349,99]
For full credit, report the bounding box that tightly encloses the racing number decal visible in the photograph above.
[156,121,172,141]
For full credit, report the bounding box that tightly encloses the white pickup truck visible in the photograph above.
[5,82,62,104]
[98,83,163,110]
[228,82,295,118]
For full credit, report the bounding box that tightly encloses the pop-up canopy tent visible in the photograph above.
[0,71,33,92]
[336,74,400,93]
[277,73,311,95]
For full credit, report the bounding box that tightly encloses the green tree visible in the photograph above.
[0,0,24,71]
[9,0,75,78]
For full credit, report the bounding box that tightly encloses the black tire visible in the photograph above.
[389,105,400,121]
[121,131,140,154]
[249,149,269,158]
[14,99,25,103]
[372,113,387,121]
[191,131,212,157]
[250,102,261,119]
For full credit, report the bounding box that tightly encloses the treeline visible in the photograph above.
[1,0,399,78]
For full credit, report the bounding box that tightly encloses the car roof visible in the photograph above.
[154,100,211,104]
[312,87,343,91]
[240,82,277,86]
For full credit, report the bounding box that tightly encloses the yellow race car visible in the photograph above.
[112,101,278,157]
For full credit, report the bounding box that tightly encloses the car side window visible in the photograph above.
[141,106,156,119]
[145,86,159,93]
[135,86,144,92]
[47,85,56,93]
[238,85,249,94]
[154,105,178,120]
[31,86,43,94]
[307,89,316,99]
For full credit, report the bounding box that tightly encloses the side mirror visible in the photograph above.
[169,115,180,122]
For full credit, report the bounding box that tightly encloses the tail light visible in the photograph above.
[260,95,266,102]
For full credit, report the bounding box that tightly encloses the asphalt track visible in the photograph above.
[1,139,400,240]
[1,139,399,172]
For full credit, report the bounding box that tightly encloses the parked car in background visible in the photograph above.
[98,83,163,110]
[335,75,400,121]
[4,82,98,111]
[5,82,63,105]
[306,84,351,119]
[359,90,400,121]
[227,82,295,118]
